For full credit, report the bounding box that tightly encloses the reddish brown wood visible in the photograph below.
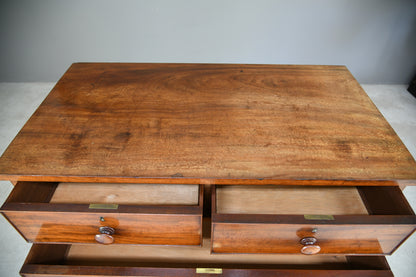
[20,265,394,277]
[20,244,393,277]
[0,63,414,184]
[5,182,58,203]
[211,223,414,254]
[3,211,202,245]
[358,186,415,215]
[23,244,69,265]
[211,185,416,255]
[1,183,203,245]
[1,175,406,186]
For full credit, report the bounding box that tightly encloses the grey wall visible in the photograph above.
[1,0,415,83]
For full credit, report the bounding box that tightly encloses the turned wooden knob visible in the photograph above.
[95,226,115,244]
[300,237,320,255]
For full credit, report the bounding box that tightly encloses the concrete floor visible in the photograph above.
[0,83,415,276]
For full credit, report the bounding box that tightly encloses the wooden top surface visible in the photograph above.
[0,63,415,184]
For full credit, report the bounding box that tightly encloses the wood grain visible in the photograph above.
[67,238,347,265]
[20,244,394,276]
[212,185,416,255]
[3,211,202,245]
[1,182,203,245]
[216,185,368,215]
[211,223,415,255]
[51,183,199,205]
[0,63,414,184]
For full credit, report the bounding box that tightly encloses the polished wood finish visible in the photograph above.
[212,185,416,254]
[0,63,415,184]
[1,63,415,275]
[20,243,393,277]
[1,182,203,245]
[216,185,368,215]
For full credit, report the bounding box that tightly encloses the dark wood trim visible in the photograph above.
[20,264,394,276]
[2,183,203,215]
[20,244,394,276]
[198,184,204,246]
[23,244,69,265]
[2,202,202,215]
[203,184,212,217]
[3,182,58,204]
[357,186,415,215]
[212,213,416,225]
[346,256,391,270]
[211,185,217,254]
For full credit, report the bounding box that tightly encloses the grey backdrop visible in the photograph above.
[1,0,415,83]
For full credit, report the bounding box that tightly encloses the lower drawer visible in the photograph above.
[20,243,393,276]
[1,182,203,245]
[212,185,416,255]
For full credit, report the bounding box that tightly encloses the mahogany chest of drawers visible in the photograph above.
[1,63,415,276]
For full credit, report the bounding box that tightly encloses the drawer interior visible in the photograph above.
[216,185,367,215]
[65,240,347,267]
[215,185,414,215]
[51,183,199,205]
[5,182,200,206]
[23,241,391,271]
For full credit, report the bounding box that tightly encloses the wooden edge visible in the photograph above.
[198,184,204,246]
[0,174,408,186]
[212,214,416,225]
[23,244,70,265]
[0,212,30,243]
[2,181,58,205]
[346,256,391,270]
[388,228,416,255]
[203,184,212,217]
[1,203,202,215]
[358,186,415,215]
[19,265,393,276]
[2,183,204,215]
[211,185,217,254]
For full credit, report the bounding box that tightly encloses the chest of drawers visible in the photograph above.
[1,63,415,276]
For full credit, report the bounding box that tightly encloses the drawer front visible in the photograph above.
[212,223,415,254]
[212,185,416,255]
[3,211,202,245]
[1,182,203,245]
[20,266,394,277]
[19,244,394,277]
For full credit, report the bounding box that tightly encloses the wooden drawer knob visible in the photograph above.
[300,237,320,255]
[95,226,115,244]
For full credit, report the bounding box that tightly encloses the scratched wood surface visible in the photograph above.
[0,63,415,184]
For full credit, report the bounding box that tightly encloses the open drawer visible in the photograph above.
[20,243,394,276]
[212,185,416,255]
[1,182,203,245]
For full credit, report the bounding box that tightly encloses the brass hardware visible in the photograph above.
[300,237,317,245]
[304,214,334,220]
[196,268,223,274]
[89,203,119,209]
[95,226,115,244]
[300,237,320,255]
